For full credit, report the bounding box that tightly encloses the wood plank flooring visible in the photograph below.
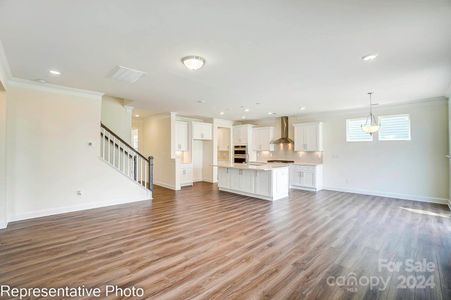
[1,183,450,299]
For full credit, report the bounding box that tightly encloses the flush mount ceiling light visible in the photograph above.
[361,54,378,61]
[300,106,306,111]
[135,114,140,117]
[49,69,61,76]
[219,112,225,115]
[244,108,250,112]
[268,112,276,115]
[181,56,206,70]
[361,92,380,135]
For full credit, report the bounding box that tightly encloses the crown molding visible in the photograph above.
[7,78,104,100]
[0,40,12,90]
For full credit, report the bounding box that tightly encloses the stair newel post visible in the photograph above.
[133,155,137,181]
[148,156,154,191]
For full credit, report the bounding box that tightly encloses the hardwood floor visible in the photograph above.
[1,183,450,299]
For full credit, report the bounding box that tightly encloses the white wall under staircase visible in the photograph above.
[4,79,151,225]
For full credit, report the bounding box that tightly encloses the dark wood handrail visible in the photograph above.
[100,122,148,162]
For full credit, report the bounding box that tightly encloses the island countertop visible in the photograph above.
[213,162,289,171]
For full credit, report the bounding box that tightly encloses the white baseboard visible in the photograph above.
[323,186,448,205]
[0,221,8,230]
[8,194,152,223]
[154,180,176,190]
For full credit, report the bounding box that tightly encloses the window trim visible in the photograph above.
[377,114,411,141]
[346,117,374,142]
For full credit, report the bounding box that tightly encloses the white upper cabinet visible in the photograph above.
[252,127,275,151]
[293,122,323,152]
[233,124,253,145]
[217,127,230,151]
[192,122,212,140]
[175,121,188,151]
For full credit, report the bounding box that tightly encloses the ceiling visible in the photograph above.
[1,0,450,120]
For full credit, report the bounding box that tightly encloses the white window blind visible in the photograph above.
[378,114,411,141]
[346,118,373,142]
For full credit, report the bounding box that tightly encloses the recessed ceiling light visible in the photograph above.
[181,56,206,70]
[35,79,47,84]
[361,54,378,61]
[135,114,140,117]
[49,69,61,76]
[244,108,250,112]
[219,112,225,115]
[241,116,246,119]
[197,100,206,104]
[300,107,306,111]
[268,112,276,115]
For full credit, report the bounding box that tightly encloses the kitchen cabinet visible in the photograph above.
[253,127,275,151]
[293,122,323,152]
[290,164,323,191]
[192,122,212,140]
[218,167,231,188]
[255,170,272,196]
[217,127,230,151]
[233,124,254,145]
[180,164,193,187]
[228,168,255,193]
[217,165,289,201]
[175,121,188,151]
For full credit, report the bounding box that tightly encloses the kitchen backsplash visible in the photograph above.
[255,143,323,164]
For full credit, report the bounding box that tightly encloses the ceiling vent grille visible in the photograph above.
[107,65,146,83]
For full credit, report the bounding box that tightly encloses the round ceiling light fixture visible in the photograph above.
[181,56,206,70]
[49,69,61,76]
[361,54,378,61]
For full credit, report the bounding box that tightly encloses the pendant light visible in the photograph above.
[361,92,379,135]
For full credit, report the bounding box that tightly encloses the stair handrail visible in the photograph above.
[100,122,153,191]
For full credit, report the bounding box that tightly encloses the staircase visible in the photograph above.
[100,123,153,191]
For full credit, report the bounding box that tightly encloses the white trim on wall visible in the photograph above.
[323,186,448,205]
[0,40,12,89]
[8,194,151,223]
[154,180,177,190]
[8,78,103,100]
[0,221,7,230]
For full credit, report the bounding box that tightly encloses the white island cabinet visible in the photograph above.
[217,164,289,201]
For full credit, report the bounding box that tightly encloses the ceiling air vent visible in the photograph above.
[107,65,146,83]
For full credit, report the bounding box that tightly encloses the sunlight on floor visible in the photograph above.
[400,207,451,218]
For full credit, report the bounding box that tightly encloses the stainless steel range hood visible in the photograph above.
[271,116,293,144]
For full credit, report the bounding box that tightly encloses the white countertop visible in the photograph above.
[250,161,323,166]
[292,162,322,166]
[214,162,289,171]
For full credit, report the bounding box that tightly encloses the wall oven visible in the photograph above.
[233,145,247,163]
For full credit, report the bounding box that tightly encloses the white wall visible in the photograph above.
[140,113,176,189]
[0,87,6,228]
[249,98,449,204]
[6,81,150,222]
[101,95,132,143]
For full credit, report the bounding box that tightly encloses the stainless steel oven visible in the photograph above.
[233,145,247,163]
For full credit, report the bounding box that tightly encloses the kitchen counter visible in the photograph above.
[214,162,289,171]
[216,163,289,201]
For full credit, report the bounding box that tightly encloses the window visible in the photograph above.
[131,128,139,150]
[346,118,373,142]
[378,114,411,141]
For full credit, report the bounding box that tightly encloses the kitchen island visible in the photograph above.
[216,163,289,201]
